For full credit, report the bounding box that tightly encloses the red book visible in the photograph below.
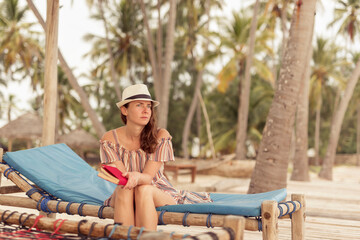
[98,164,128,185]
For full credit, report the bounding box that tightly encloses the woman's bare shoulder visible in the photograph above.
[101,127,123,142]
[101,131,114,142]
[157,128,171,139]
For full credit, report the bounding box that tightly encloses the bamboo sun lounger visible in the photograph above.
[0,144,305,240]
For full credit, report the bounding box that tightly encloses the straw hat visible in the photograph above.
[116,84,159,109]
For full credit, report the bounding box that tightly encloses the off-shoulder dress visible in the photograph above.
[99,129,212,205]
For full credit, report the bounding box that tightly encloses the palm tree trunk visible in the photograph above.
[182,2,211,159]
[274,1,290,87]
[291,27,314,181]
[319,59,360,180]
[182,70,202,159]
[157,0,176,129]
[314,96,321,165]
[235,0,260,160]
[26,0,106,138]
[197,102,201,156]
[316,87,338,163]
[98,0,121,101]
[279,1,289,66]
[248,0,317,193]
[139,0,160,97]
[7,95,14,122]
[156,0,163,88]
[139,0,176,129]
[198,90,216,160]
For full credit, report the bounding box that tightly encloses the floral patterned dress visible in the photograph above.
[99,129,212,205]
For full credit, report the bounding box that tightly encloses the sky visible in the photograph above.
[0,0,338,127]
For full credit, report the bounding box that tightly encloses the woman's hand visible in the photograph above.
[122,172,141,190]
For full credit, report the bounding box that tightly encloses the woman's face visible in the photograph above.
[121,100,152,126]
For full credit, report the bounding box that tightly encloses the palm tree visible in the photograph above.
[290,24,314,182]
[56,67,85,134]
[320,0,360,180]
[328,0,360,43]
[84,0,146,89]
[309,38,346,165]
[139,0,176,129]
[6,94,19,122]
[235,0,261,160]
[205,74,274,156]
[259,0,293,86]
[248,0,317,193]
[180,0,221,159]
[0,0,44,127]
[320,61,360,180]
[0,66,7,118]
[0,0,43,83]
[85,0,124,101]
[82,70,122,131]
[217,10,273,159]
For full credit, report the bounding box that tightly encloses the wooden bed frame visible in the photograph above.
[0,148,305,240]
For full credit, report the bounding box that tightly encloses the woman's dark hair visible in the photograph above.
[120,102,158,153]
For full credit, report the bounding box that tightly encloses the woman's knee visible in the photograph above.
[134,185,154,199]
[113,186,134,205]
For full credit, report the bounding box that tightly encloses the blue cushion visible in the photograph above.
[157,188,287,217]
[3,144,116,205]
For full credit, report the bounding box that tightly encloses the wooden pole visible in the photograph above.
[0,195,261,233]
[8,139,12,152]
[0,165,44,201]
[42,0,59,146]
[0,210,183,239]
[223,215,245,240]
[26,140,31,149]
[291,194,305,240]
[278,201,302,218]
[261,200,278,240]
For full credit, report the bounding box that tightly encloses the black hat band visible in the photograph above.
[125,94,152,100]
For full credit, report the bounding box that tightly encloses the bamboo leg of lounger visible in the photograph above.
[261,200,278,240]
[0,164,43,201]
[224,215,245,240]
[0,209,182,239]
[291,194,305,240]
[0,157,56,218]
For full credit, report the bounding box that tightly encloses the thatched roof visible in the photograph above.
[0,113,43,140]
[57,129,99,150]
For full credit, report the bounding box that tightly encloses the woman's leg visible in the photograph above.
[110,185,135,226]
[134,185,176,230]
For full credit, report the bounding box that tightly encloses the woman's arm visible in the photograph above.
[122,161,162,189]
[123,128,171,190]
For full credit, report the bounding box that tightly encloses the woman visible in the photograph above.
[100,84,212,230]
